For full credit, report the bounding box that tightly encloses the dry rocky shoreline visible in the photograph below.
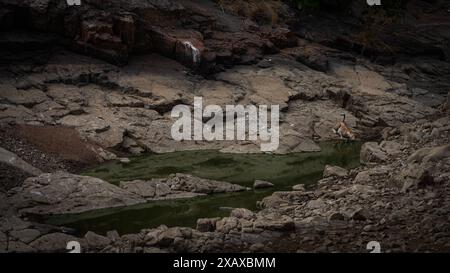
[1,0,450,252]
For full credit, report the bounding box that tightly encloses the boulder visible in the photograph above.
[6,240,36,253]
[275,136,321,154]
[84,231,112,249]
[407,144,450,164]
[156,227,187,247]
[106,230,121,242]
[398,162,435,192]
[295,44,329,72]
[0,147,42,177]
[0,85,48,107]
[155,183,171,196]
[295,216,327,227]
[398,145,450,191]
[0,216,32,232]
[230,208,255,220]
[215,217,240,234]
[327,212,345,222]
[167,173,246,194]
[253,214,295,231]
[348,184,376,196]
[323,165,348,178]
[10,229,41,244]
[307,198,326,210]
[360,142,388,164]
[144,228,165,246]
[120,180,157,198]
[30,233,80,252]
[257,195,287,208]
[258,191,309,208]
[292,184,305,191]
[353,168,388,184]
[380,141,402,157]
[348,207,369,221]
[253,180,274,189]
[196,218,220,232]
[120,174,245,201]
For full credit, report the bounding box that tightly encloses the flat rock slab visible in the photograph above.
[6,172,146,215]
[120,173,246,200]
[0,147,43,177]
[6,171,247,216]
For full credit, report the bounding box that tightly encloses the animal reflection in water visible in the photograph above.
[332,113,355,141]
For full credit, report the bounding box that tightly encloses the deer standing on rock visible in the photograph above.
[332,113,355,141]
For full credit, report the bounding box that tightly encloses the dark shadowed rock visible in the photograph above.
[0,231,7,252]
[348,207,369,221]
[327,212,345,222]
[84,231,112,249]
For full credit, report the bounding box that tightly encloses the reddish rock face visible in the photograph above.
[0,0,298,72]
[72,12,135,65]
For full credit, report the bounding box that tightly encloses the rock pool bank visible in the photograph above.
[1,114,449,252]
[34,142,361,235]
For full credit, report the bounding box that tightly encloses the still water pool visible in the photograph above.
[40,142,361,235]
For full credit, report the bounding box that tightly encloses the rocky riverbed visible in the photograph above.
[1,0,450,252]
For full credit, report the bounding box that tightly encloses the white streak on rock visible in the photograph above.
[182,41,201,64]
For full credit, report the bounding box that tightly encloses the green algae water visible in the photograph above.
[41,142,361,235]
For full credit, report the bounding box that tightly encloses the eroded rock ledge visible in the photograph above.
[0,51,438,159]
[0,0,297,71]
[1,0,447,161]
